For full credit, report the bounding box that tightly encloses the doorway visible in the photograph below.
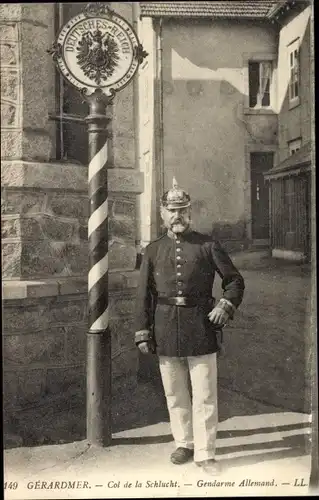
[250,152,273,241]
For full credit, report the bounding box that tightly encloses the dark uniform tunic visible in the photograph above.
[135,230,245,357]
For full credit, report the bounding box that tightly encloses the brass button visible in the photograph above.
[177,272,181,276]
[176,240,180,244]
[177,281,183,286]
[176,256,181,260]
[178,291,183,295]
[176,248,181,252]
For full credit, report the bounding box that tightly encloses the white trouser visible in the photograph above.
[159,353,218,462]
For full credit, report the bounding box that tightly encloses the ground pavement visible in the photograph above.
[3,411,314,498]
[4,251,317,498]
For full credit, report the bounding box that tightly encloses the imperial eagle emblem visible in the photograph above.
[76,29,120,85]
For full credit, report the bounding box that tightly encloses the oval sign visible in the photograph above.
[55,9,140,96]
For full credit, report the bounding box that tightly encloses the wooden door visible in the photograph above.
[250,152,273,240]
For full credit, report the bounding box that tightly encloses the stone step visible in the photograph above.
[2,272,140,298]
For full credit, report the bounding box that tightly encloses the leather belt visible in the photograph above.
[157,297,213,307]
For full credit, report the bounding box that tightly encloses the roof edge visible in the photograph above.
[139,2,280,20]
[267,0,311,21]
[140,15,275,20]
[264,162,311,179]
[266,0,289,19]
[264,142,312,178]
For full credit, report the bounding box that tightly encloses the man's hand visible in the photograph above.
[208,307,229,326]
[138,341,152,354]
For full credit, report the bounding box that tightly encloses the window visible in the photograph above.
[288,39,300,102]
[288,138,301,156]
[248,61,272,108]
[51,3,89,165]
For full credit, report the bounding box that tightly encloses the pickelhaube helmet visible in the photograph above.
[161,177,191,209]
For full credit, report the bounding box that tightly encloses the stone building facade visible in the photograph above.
[1,2,142,443]
[1,1,314,446]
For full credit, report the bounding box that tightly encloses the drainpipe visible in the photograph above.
[158,17,164,197]
[132,2,143,267]
[155,17,164,234]
[132,2,140,170]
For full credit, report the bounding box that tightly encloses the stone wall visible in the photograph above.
[2,161,143,446]
[0,3,56,160]
[3,275,140,409]
[1,2,143,447]
[1,162,141,278]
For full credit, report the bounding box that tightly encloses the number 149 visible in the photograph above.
[4,482,18,490]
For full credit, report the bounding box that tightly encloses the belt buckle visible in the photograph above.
[176,296,186,306]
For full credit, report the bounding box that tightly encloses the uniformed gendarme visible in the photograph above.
[134,179,245,475]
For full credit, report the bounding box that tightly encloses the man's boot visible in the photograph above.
[170,447,194,465]
[196,459,222,475]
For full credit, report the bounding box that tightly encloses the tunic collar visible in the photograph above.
[167,227,192,240]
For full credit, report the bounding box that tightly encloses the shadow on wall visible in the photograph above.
[163,18,277,73]
[160,19,278,238]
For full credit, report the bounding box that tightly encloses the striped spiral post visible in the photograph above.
[85,90,113,447]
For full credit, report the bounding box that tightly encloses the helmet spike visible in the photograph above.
[161,177,191,209]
